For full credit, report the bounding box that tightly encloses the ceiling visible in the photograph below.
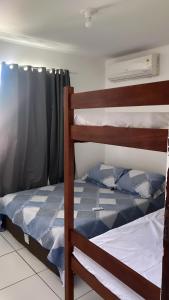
[0,0,169,57]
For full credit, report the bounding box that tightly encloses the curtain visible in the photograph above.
[0,63,70,196]
[49,69,70,184]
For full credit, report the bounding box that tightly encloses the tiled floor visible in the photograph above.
[0,230,102,300]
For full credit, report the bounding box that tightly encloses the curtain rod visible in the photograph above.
[0,62,77,75]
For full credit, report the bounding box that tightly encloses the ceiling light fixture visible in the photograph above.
[80,8,98,28]
[81,1,123,28]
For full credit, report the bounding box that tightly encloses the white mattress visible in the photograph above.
[74,208,164,300]
[75,112,169,129]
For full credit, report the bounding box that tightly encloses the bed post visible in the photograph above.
[64,86,74,300]
[161,166,169,300]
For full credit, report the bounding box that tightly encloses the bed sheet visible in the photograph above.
[74,208,164,300]
[75,112,169,129]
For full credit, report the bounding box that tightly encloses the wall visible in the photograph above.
[0,39,105,177]
[0,40,104,92]
[104,44,169,174]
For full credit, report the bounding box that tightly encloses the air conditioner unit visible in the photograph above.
[107,54,160,82]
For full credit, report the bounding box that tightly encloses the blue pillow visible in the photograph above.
[116,169,165,198]
[84,163,126,189]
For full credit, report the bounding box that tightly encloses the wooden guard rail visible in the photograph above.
[71,125,168,152]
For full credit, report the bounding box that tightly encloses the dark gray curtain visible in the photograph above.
[49,69,70,184]
[0,63,70,196]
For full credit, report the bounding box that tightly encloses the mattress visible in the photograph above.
[75,112,169,129]
[0,180,164,280]
[74,208,164,300]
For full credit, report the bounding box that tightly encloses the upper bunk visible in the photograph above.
[65,80,169,153]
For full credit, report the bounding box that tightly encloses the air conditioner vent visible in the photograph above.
[107,54,160,82]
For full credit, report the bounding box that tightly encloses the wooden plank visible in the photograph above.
[71,81,169,109]
[71,125,168,152]
[161,169,169,300]
[71,230,160,300]
[64,86,75,300]
[72,258,120,300]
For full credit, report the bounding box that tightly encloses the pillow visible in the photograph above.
[153,182,165,199]
[84,163,126,189]
[116,169,165,198]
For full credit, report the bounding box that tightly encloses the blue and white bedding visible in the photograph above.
[0,179,164,278]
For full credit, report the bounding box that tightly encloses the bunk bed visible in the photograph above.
[64,81,169,300]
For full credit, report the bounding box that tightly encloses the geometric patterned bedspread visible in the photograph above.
[0,179,164,278]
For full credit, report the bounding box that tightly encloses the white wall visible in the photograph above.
[0,40,104,92]
[0,39,105,177]
[104,44,169,175]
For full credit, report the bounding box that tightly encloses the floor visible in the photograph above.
[0,230,102,300]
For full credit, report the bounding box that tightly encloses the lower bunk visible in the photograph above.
[73,208,164,300]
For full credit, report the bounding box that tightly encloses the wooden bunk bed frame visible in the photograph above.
[64,81,169,300]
